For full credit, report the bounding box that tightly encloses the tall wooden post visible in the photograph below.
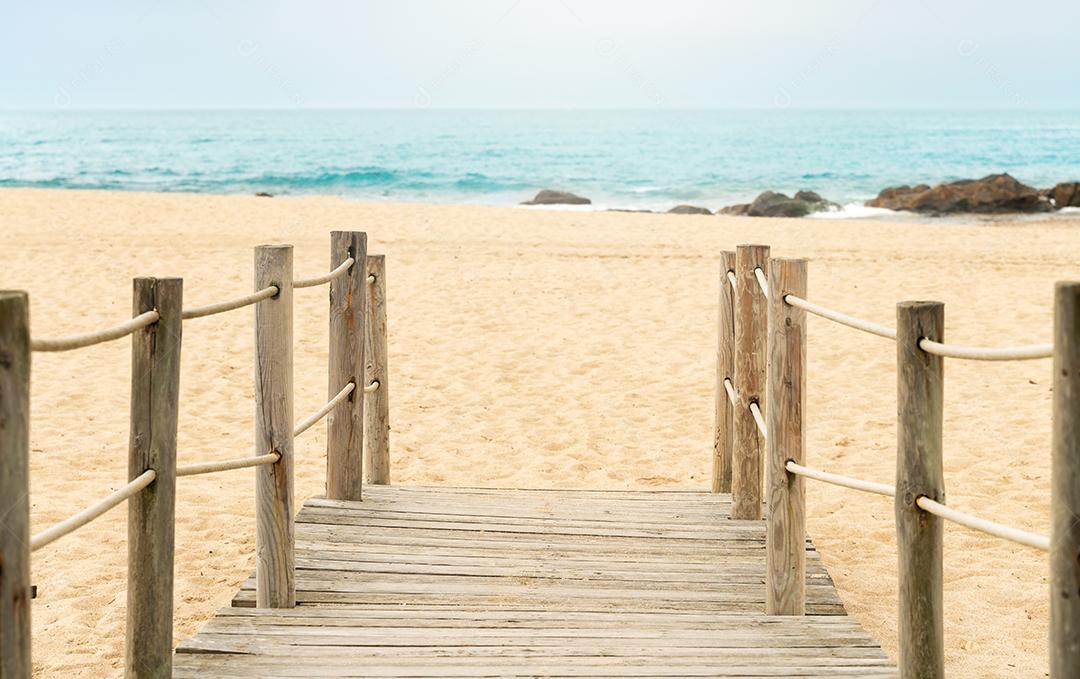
[255,245,295,608]
[732,244,770,519]
[712,251,736,494]
[0,291,31,679]
[126,278,182,679]
[364,254,390,485]
[895,301,945,679]
[1052,281,1080,677]
[326,231,368,500]
[765,259,807,615]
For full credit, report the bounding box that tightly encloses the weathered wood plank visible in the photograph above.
[713,250,736,494]
[363,254,390,484]
[1053,281,1080,679]
[175,486,892,677]
[732,244,769,519]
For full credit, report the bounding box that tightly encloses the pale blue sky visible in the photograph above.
[1,0,1075,109]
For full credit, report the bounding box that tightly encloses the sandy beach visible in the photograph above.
[2,187,1073,677]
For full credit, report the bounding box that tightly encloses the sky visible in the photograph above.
[1,0,1076,110]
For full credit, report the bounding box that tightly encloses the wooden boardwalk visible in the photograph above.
[174,486,896,677]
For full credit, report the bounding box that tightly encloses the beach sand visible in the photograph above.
[2,187,1072,678]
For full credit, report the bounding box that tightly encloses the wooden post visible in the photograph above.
[732,244,770,520]
[364,254,390,485]
[0,291,31,679]
[255,245,295,608]
[712,251,736,494]
[1052,282,1080,677]
[326,231,368,500]
[895,301,945,679]
[125,278,182,679]
[765,259,807,615]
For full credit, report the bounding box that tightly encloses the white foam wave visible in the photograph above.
[806,202,899,220]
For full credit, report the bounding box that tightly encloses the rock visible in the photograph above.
[717,203,751,216]
[867,174,1050,214]
[254,191,273,197]
[606,208,655,213]
[1053,182,1080,208]
[522,189,591,205]
[746,190,834,218]
[793,190,824,203]
[667,204,713,215]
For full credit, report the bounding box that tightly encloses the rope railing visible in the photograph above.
[784,294,898,340]
[176,452,280,478]
[785,460,896,497]
[182,285,278,320]
[915,496,1050,551]
[293,257,354,289]
[749,401,767,437]
[754,267,769,298]
[726,270,737,290]
[723,377,737,406]
[30,469,157,551]
[364,380,380,394]
[30,310,160,352]
[293,381,356,438]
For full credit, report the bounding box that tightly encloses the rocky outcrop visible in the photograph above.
[667,204,712,215]
[1053,182,1080,208]
[522,189,591,205]
[746,190,834,218]
[255,191,273,197]
[867,174,1051,214]
[717,203,751,216]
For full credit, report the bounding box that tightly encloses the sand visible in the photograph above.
[1,187,1073,678]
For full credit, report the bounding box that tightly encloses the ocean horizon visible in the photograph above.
[2,108,1078,215]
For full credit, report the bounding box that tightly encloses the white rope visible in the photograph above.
[30,470,156,551]
[177,452,280,477]
[368,274,376,284]
[754,267,769,298]
[294,257,355,289]
[31,310,160,352]
[915,496,1049,551]
[364,380,380,394]
[749,401,767,437]
[726,271,737,290]
[722,378,737,406]
[182,285,278,320]
[786,460,895,497]
[783,294,897,340]
[294,382,356,437]
[917,338,1052,361]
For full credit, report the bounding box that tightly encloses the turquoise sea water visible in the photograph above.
[1,109,1078,212]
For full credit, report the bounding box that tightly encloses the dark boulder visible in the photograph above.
[867,174,1050,214]
[1053,182,1080,208]
[746,190,834,218]
[255,191,273,197]
[522,189,591,205]
[667,204,713,215]
[717,203,751,216]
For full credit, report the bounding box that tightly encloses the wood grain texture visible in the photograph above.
[732,244,770,519]
[713,251,736,494]
[255,245,295,608]
[126,278,183,679]
[327,232,368,500]
[895,301,944,679]
[174,486,894,677]
[1053,282,1080,678]
[0,291,30,679]
[765,259,807,616]
[364,254,390,485]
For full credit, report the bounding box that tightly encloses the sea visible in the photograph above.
[1,109,1078,216]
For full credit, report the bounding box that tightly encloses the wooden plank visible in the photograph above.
[327,231,367,500]
[175,486,890,677]
[255,244,295,608]
[126,278,183,679]
[364,254,389,485]
[713,250,736,494]
[765,258,807,615]
[895,301,944,679]
[0,291,30,679]
[1052,281,1080,678]
[732,244,769,519]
